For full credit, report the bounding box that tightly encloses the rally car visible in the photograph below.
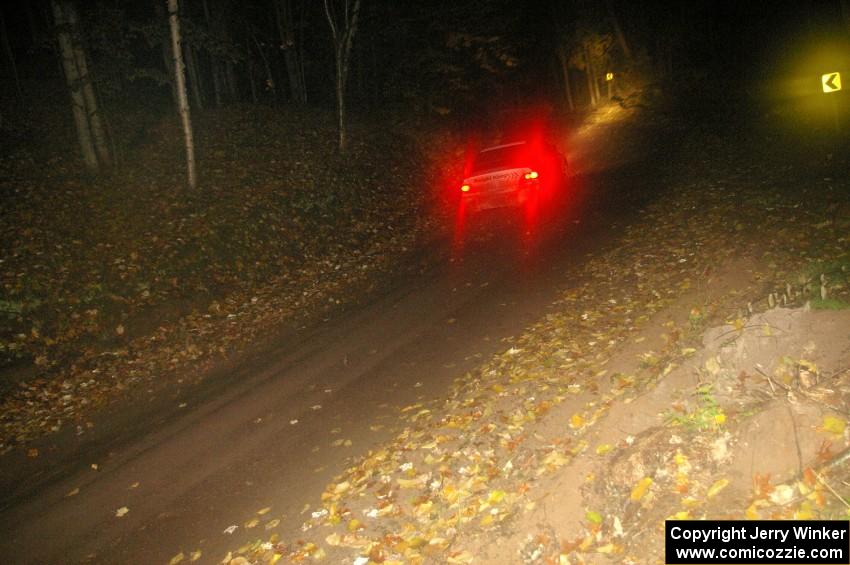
[459,140,567,212]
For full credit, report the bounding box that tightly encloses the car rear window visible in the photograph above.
[471,144,527,174]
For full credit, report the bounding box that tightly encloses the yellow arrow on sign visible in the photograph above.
[822,72,841,93]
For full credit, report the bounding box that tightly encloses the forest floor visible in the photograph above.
[216,111,850,564]
[0,105,463,451]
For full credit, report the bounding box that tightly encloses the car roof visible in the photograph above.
[480,141,527,153]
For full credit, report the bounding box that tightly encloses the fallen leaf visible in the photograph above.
[821,415,846,435]
[707,478,729,498]
[595,443,612,455]
[115,507,129,517]
[586,510,603,524]
[630,477,653,501]
[570,414,584,429]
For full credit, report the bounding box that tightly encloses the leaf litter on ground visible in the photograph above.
[219,118,850,564]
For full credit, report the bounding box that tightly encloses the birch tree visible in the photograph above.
[52,0,111,172]
[168,0,197,189]
[323,0,360,152]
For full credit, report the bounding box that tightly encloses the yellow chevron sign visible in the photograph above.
[822,72,841,93]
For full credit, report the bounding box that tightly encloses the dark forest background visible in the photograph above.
[1,0,847,165]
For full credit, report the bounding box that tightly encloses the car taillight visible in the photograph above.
[461,184,471,192]
[524,171,539,180]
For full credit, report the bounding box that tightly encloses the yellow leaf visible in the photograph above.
[586,510,603,524]
[673,511,690,520]
[443,485,460,504]
[169,552,184,565]
[714,412,726,425]
[707,478,729,498]
[570,414,584,429]
[822,415,846,435]
[414,500,433,517]
[65,487,80,497]
[407,536,427,549]
[257,506,272,515]
[595,444,612,455]
[244,518,259,529]
[596,543,615,554]
[630,477,652,501]
[745,504,760,520]
[333,481,350,495]
[480,514,494,527]
[397,476,426,489]
[347,519,362,532]
[189,551,202,562]
[487,490,506,504]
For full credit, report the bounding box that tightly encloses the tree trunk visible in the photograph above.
[248,58,258,103]
[183,42,204,109]
[275,0,307,104]
[225,59,237,100]
[52,0,98,172]
[583,44,597,108]
[168,0,197,189]
[210,58,223,106]
[64,1,110,167]
[202,0,223,106]
[323,0,360,153]
[0,7,24,104]
[604,0,632,61]
[557,44,574,112]
[249,26,277,102]
[335,54,345,149]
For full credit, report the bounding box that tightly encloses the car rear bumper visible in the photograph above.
[461,184,536,211]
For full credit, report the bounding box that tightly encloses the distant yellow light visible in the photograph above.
[524,171,539,180]
[605,72,614,81]
[822,72,842,93]
[461,184,471,192]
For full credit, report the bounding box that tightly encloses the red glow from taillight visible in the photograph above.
[461,184,471,192]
